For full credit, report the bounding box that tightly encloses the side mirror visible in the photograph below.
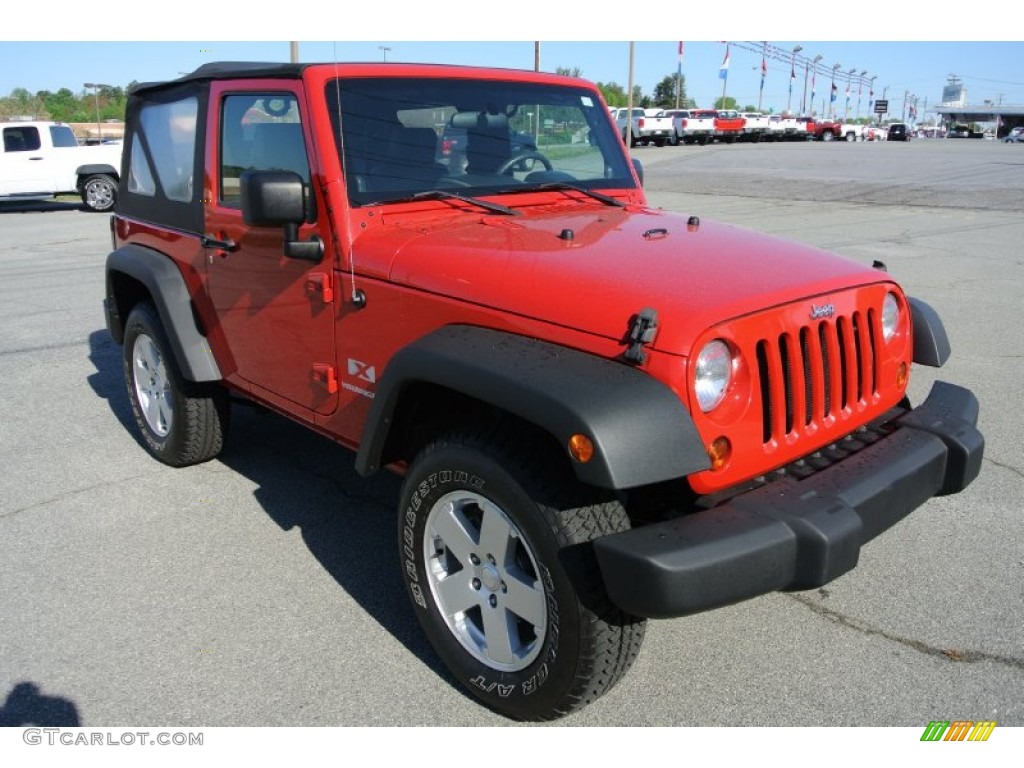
[240,170,323,261]
[631,158,644,187]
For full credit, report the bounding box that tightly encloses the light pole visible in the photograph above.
[83,82,111,142]
[804,54,822,115]
[831,64,841,119]
[787,45,802,113]
[856,70,868,121]
[719,42,730,109]
[868,76,878,124]
[378,45,391,62]
[846,68,857,121]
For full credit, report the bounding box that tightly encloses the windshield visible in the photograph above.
[326,77,635,206]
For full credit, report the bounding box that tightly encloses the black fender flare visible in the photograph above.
[105,245,221,382]
[354,325,709,490]
[908,297,950,367]
[76,163,120,180]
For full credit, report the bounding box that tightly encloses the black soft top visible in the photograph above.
[130,62,307,95]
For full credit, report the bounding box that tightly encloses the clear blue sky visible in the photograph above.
[3,4,1020,121]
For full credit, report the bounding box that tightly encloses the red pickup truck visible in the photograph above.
[103,61,983,721]
[807,118,843,141]
[714,109,746,143]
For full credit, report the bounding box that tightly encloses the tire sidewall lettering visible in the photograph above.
[399,455,565,708]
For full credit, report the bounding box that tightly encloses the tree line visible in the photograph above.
[0,84,133,123]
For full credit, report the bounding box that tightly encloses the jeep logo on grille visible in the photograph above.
[810,303,835,320]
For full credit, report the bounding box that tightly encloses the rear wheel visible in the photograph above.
[123,302,229,466]
[81,173,117,212]
[398,428,646,720]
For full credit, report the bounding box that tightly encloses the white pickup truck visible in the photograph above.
[840,123,867,142]
[1,121,121,211]
[612,108,674,147]
[667,108,716,145]
[765,115,787,142]
[740,113,770,142]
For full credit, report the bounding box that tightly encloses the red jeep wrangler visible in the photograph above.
[103,62,983,721]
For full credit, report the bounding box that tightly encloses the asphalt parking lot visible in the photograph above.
[1,138,1021,728]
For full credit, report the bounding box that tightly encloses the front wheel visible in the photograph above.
[122,302,229,466]
[398,429,645,720]
[80,173,117,212]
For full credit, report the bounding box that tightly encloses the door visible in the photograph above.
[1,125,50,195]
[204,84,338,416]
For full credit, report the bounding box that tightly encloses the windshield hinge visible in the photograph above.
[623,308,659,365]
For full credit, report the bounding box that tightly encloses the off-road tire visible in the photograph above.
[398,428,646,720]
[122,302,229,467]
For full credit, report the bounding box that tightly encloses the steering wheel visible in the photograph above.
[496,151,553,176]
[435,175,473,188]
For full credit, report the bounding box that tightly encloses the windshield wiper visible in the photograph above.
[529,182,627,208]
[368,189,518,216]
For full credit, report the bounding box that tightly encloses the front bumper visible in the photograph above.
[593,381,983,619]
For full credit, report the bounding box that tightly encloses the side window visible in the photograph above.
[49,125,79,148]
[127,134,156,196]
[3,126,41,152]
[138,96,198,202]
[220,93,308,207]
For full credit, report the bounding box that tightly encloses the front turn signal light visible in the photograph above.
[708,436,732,472]
[897,362,908,389]
[568,434,595,464]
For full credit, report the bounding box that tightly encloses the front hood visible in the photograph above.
[354,202,886,356]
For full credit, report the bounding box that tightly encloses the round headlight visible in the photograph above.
[882,292,900,342]
[695,340,732,413]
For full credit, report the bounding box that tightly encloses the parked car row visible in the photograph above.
[609,109,1002,147]
[608,108,896,146]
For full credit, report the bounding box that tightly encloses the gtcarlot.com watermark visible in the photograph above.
[23,728,203,747]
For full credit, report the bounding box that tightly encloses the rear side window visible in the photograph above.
[49,125,79,148]
[3,126,41,152]
[136,97,198,202]
[127,134,156,196]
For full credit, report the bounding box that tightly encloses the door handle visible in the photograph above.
[200,234,238,252]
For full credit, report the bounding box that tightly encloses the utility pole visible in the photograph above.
[290,42,299,64]
[83,82,111,142]
[626,42,635,151]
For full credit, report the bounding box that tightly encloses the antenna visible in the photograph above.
[332,44,366,309]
